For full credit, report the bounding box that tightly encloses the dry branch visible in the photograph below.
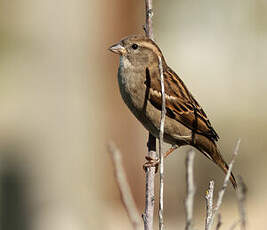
[229,220,240,230]
[215,214,222,230]
[185,150,196,230]
[206,139,241,230]
[158,54,166,230]
[143,134,157,230]
[144,0,154,40]
[143,1,157,230]
[108,142,142,230]
[236,176,247,230]
[205,180,215,230]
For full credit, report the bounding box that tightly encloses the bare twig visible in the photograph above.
[205,180,215,230]
[206,139,241,230]
[236,176,247,230]
[143,134,157,230]
[158,55,166,230]
[143,161,156,230]
[108,142,142,230]
[229,220,240,230]
[144,0,154,40]
[215,214,222,230]
[143,1,156,230]
[185,150,196,230]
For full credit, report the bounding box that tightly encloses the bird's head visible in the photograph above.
[109,34,165,69]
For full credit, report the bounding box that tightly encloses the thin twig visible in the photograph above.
[236,176,247,230]
[229,220,240,230]
[108,142,142,230]
[158,55,166,230]
[185,150,196,230]
[143,162,156,230]
[144,0,154,40]
[143,134,157,230]
[143,1,156,230]
[215,214,222,230]
[207,139,241,230]
[205,180,215,230]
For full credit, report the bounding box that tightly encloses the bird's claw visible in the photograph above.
[164,145,178,158]
[143,156,159,173]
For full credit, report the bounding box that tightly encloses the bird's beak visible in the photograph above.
[109,43,126,55]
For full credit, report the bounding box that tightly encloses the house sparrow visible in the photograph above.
[109,35,236,189]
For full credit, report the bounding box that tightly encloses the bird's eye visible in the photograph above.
[131,44,138,50]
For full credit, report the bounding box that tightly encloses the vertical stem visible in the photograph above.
[158,56,166,230]
[145,0,154,40]
[144,134,157,230]
[185,150,196,230]
[205,181,215,230]
[143,1,156,230]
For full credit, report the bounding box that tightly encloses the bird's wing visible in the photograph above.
[146,66,219,141]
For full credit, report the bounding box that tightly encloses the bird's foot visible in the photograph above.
[143,156,159,173]
[164,145,178,158]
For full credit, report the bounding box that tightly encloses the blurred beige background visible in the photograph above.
[0,0,266,229]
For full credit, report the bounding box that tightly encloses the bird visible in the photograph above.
[109,34,237,189]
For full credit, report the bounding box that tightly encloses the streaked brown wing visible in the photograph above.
[146,66,219,141]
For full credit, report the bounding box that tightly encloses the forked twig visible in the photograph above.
[206,139,241,230]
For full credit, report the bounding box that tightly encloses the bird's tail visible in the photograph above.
[194,134,237,189]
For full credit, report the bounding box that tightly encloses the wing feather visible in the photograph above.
[146,66,219,141]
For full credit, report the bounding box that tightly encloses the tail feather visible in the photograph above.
[195,134,237,189]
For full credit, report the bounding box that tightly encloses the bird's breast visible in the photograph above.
[118,58,147,113]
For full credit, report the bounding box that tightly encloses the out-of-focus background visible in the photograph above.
[0,0,266,229]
